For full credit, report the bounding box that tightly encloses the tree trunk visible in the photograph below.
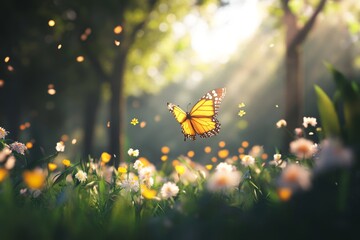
[83,89,101,158]
[109,51,127,167]
[281,0,327,149]
[285,46,302,132]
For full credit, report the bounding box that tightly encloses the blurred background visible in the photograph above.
[0,0,359,166]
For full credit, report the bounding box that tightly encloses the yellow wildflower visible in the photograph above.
[130,118,139,126]
[205,164,213,170]
[118,166,127,174]
[0,168,8,182]
[238,110,246,117]
[175,165,185,175]
[101,152,112,163]
[141,184,157,199]
[23,169,45,189]
[62,159,71,167]
[48,163,57,171]
[238,102,245,108]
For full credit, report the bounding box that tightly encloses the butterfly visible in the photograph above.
[167,88,226,141]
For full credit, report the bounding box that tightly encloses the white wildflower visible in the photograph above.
[207,170,241,192]
[278,164,311,190]
[119,178,140,192]
[303,117,317,128]
[75,170,87,183]
[241,155,255,166]
[160,182,179,199]
[295,128,303,137]
[133,159,144,170]
[0,146,12,162]
[269,154,287,168]
[9,142,27,155]
[128,148,139,157]
[4,155,16,170]
[56,141,65,152]
[216,162,236,173]
[276,119,287,128]
[0,127,9,139]
[290,138,317,159]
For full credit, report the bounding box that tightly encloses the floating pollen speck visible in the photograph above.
[107,121,111,128]
[114,25,123,34]
[276,105,279,108]
[0,79,4,87]
[4,56,10,63]
[114,40,120,46]
[71,139,77,144]
[48,19,56,27]
[76,56,84,62]
[57,44,62,49]
[48,89,56,95]
[7,65,14,72]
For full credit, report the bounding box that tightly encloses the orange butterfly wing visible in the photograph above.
[167,88,226,141]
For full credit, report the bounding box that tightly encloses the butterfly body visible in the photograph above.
[167,88,226,141]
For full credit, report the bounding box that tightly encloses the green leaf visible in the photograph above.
[314,85,341,137]
[325,63,360,143]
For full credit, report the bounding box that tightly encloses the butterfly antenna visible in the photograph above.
[186,102,192,112]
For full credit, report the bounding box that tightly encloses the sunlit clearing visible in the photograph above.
[48,89,56,95]
[189,0,261,63]
[161,146,170,154]
[218,149,229,159]
[48,20,56,27]
[204,146,212,153]
[187,150,195,158]
[76,56,85,62]
[4,56,10,63]
[114,25,123,34]
[218,141,226,148]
